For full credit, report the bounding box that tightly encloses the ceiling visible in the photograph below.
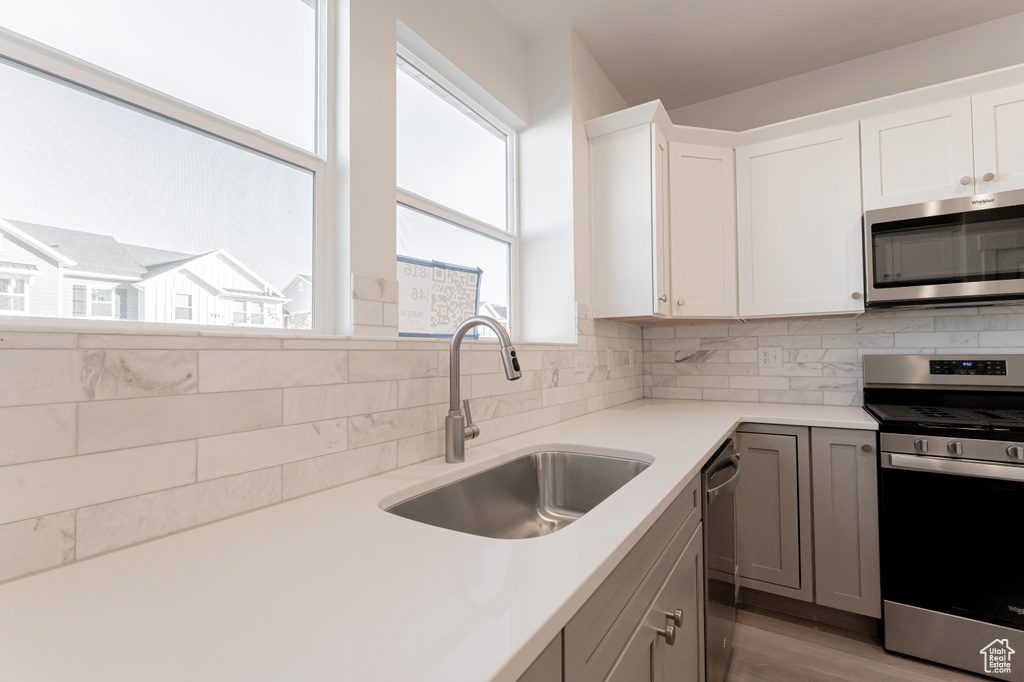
[485,0,1024,112]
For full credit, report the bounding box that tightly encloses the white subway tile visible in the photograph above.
[348,350,438,382]
[979,331,1024,347]
[650,387,702,400]
[0,332,77,349]
[283,442,397,499]
[0,350,90,407]
[729,376,790,390]
[85,350,198,400]
[0,442,196,525]
[702,388,759,402]
[676,375,731,389]
[894,332,978,348]
[348,404,437,449]
[76,468,281,559]
[759,390,824,405]
[397,431,444,467]
[351,274,399,303]
[199,350,348,392]
[198,419,348,481]
[0,512,75,582]
[821,334,894,348]
[0,404,76,466]
[855,317,934,334]
[352,299,384,326]
[789,377,859,391]
[283,381,398,424]
[78,390,282,454]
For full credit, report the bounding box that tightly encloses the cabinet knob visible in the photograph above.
[851,291,863,300]
[676,298,686,306]
[659,295,668,302]
[665,609,683,626]
[861,443,873,452]
[982,172,996,182]
[960,176,973,186]
[656,624,677,646]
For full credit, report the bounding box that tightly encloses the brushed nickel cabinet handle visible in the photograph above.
[659,295,668,302]
[665,609,683,626]
[656,624,676,646]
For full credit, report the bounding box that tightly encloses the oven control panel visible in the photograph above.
[929,359,1007,376]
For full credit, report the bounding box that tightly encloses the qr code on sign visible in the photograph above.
[431,267,479,331]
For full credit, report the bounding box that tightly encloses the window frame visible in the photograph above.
[0,5,330,334]
[395,45,519,340]
[173,293,193,322]
[0,276,29,314]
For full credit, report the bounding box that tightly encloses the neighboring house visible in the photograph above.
[0,218,289,328]
[282,274,313,329]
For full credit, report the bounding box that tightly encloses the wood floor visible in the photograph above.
[725,606,984,682]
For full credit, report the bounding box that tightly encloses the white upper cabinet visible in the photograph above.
[861,84,1024,210]
[736,124,865,318]
[589,104,672,318]
[972,83,1024,196]
[668,143,737,318]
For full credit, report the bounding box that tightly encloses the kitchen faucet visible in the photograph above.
[446,315,521,463]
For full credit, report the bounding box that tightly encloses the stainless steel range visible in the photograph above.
[864,354,1024,681]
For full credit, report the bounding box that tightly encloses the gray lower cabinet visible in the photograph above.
[734,425,814,602]
[563,475,704,682]
[810,428,881,618]
[605,526,704,682]
[734,424,881,618]
[516,633,563,682]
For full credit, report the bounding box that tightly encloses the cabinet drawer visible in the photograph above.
[564,476,701,682]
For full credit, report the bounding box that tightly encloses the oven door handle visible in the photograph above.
[885,452,1024,483]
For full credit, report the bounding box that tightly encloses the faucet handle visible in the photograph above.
[463,399,480,440]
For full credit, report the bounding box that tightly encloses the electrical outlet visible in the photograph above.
[574,355,586,374]
[759,347,782,368]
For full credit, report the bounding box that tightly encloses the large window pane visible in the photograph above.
[0,0,317,151]
[397,59,508,231]
[0,56,314,329]
[397,204,509,337]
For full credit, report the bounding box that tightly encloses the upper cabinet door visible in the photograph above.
[736,124,864,318]
[972,83,1024,196]
[668,143,737,318]
[860,99,975,210]
[652,126,672,317]
[591,123,660,318]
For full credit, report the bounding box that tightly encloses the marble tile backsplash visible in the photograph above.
[642,304,1024,406]
[0,305,643,584]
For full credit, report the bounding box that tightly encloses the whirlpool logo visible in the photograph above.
[972,197,996,206]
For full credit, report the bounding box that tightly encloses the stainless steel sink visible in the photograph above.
[384,451,650,539]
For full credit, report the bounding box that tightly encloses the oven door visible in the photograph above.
[880,452,1024,629]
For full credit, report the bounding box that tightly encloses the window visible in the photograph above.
[0,4,322,331]
[72,285,86,317]
[232,300,264,326]
[395,51,516,338]
[0,277,27,312]
[90,288,114,318]
[174,294,193,321]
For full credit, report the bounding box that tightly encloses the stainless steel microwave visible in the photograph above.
[864,188,1024,308]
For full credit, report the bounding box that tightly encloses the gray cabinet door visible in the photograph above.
[735,431,803,590]
[811,428,882,618]
[605,525,704,682]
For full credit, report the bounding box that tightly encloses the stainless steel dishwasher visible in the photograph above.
[702,439,741,682]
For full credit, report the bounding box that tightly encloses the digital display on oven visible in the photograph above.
[930,359,1007,376]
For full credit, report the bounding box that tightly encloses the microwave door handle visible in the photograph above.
[885,453,1024,483]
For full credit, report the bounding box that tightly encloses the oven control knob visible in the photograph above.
[1008,445,1024,461]
[914,438,930,453]
[947,441,964,456]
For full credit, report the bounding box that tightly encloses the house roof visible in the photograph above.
[5,220,192,279]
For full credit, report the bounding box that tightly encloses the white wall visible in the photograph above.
[571,31,628,309]
[669,12,1024,131]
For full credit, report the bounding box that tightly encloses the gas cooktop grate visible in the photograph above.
[867,404,1024,429]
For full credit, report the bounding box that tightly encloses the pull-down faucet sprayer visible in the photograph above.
[446,315,521,463]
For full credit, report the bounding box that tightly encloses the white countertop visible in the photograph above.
[0,399,876,682]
